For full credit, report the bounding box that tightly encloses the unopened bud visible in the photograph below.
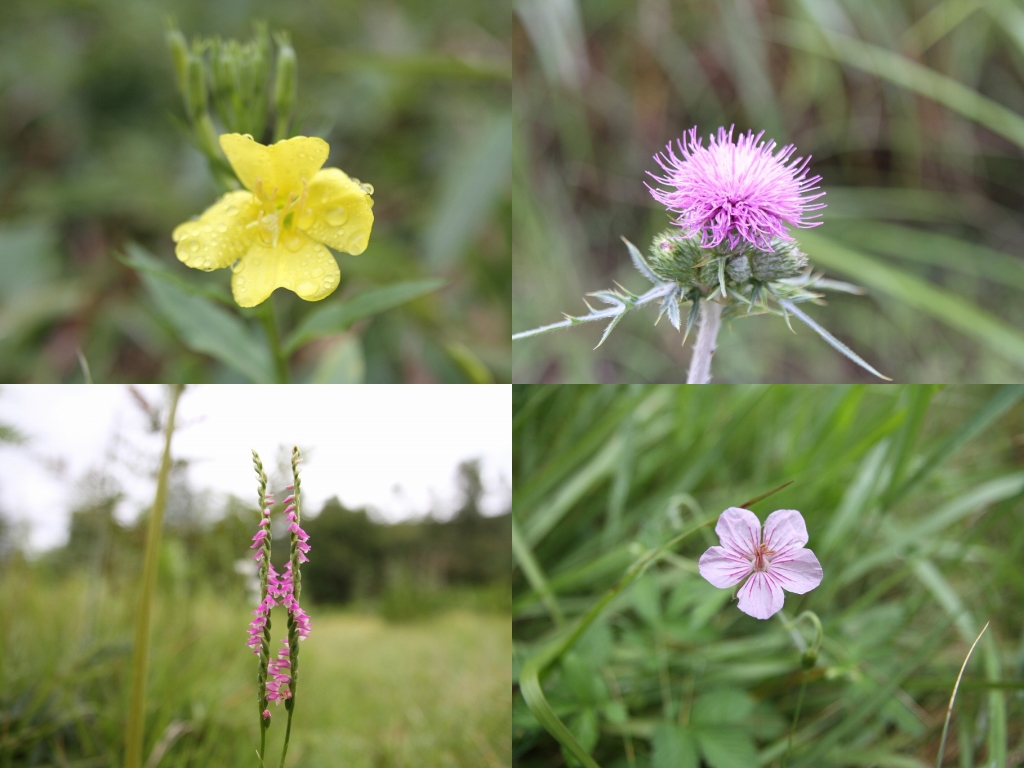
[274,35,297,128]
[166,28,190,101]
[801,648,818,669]
[187,54,209,121]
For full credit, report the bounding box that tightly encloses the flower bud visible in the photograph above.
[750,240,808,282]
[186,53,209,122]
[166,28,190,104]
[273,33,297,140]
[801,647,818,669]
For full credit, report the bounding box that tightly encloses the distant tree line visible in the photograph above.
[7,459,510,615]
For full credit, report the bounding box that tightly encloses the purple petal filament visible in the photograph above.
[647,126,826,252]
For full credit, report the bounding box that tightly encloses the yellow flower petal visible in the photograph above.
[301,168,375,255]
[172,190,260,270]
[231,235,341,307]
[219,134,329,199]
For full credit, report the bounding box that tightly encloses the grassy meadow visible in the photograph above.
[513,385,1024,766]
[512,0,1024,382]
[0,567,511,767]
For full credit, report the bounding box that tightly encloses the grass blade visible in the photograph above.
[936,621,989,768]
[798,231,1024,371]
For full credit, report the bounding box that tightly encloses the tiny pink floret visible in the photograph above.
[698,507,823,620]
[647,125,826,252]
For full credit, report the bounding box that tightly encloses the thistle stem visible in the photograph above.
[259,299,290,383]
[686,300,722,383]
[124,385,183,768]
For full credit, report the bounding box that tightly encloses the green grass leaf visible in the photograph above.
[136,261,275,383]
[284,278,446,354]
[776,19,1024,149]
[798,231,1024,371]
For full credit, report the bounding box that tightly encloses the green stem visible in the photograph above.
[260,299,290,383]
[258,726,266,768]
[782,673,809,768]
[278,707,294,768]
[124,385,183,768]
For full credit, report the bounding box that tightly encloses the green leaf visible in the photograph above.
[137,266,275,383]
[444,341,494,383]
[284,278,446,354]
[694,726,758,768]
[652,723,698,768]
[119,243,234,306]
[690,690,755,726]
[798,231,1024,370]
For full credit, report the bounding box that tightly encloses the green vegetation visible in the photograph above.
[513,1,1024,382]
[0,570,510,766]
[513,385,1024,766]
[0,0,510,382]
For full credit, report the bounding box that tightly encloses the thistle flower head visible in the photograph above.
[647,126,826,252]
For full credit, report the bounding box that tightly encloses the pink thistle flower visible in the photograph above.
[698,507,822,620]
[647,126,826,252]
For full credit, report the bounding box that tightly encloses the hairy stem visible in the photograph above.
[687,301,722,383]
[124,385,183,768]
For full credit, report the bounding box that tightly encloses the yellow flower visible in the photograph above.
[172,133,374,307]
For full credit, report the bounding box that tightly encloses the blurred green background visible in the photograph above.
[512,0,1024,382]
[513,384,1024,766]
[0,0,510,382]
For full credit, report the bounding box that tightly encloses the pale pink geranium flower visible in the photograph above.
[698,507,822,620]
[647,126,826,252]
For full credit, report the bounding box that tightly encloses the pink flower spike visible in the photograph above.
[286,484,294,490]
[697,507,822,620]
[262,709,271,720]
[647,126,826,252]
[282,495,295,504]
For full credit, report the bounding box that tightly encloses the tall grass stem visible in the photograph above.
[936,620,989,767]
[124,384,183,768]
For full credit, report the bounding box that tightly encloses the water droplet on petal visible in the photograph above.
[324,206,348,227]
[359,183,374,195]
[187,241,200,253]
[311,267,324,278]
[296,281,315,295]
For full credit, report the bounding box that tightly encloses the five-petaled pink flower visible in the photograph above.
[647,126,826,252]
[698,507,822,620]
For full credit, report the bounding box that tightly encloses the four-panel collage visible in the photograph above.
[3,0,1024,766]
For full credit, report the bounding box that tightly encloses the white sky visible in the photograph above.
[0,385,510,553]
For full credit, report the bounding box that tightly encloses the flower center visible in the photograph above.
[247,176,313,250]
[752,541,776,572]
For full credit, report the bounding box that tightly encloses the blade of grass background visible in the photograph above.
[798,231,1024,370]
[786,618,953,767]
[512,517,565,626]
[776,19,1024,149]
[912,561,1007,767]
[826,221,1024,293]
[886,384,1024,505]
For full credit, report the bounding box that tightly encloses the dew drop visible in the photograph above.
[296,281,315,295]
[187,241,200,253]
[311,266,324,278]
[225,205,238,215]
[217,224,228,233]
[359,183,374,195]
[324,205,348,227]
